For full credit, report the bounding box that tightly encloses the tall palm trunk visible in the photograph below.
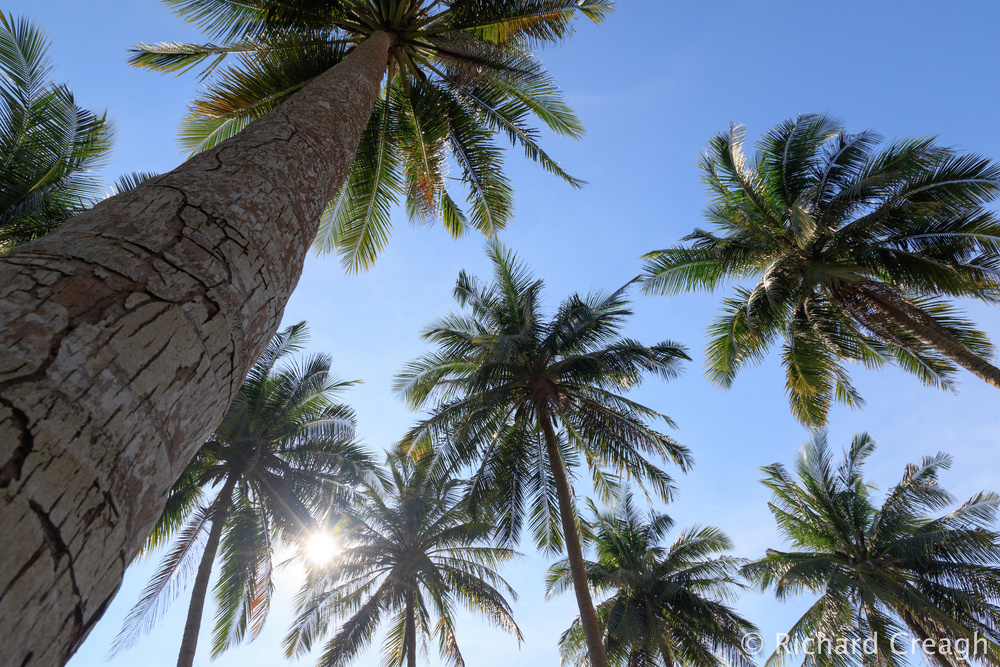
[861,286,1000,390]
[540,416,611,667]
[177,476,236,667]
[404,590,417,667]
[0,32,391,667]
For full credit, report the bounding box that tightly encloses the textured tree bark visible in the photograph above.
[540,416,611,667]
[176,477,235,667]
[0,32,391,667]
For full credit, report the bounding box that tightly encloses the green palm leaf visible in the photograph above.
[642,113,1000,427]
[286,445,521,667]
[133,0,604,270]
[749,433,1000,667]
[114,322,375,663]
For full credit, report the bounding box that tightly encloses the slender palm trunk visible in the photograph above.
[863,288,1000,390]
[658,638,674,667]
[405,591,417,667]
[177,476,236,667]
[540,416,611,667]
[0,32,391,667]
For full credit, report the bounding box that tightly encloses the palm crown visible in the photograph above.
[113,323,375,664]
[397,240,692,548]
[745,433,1000,667]
[547,492,759,667]
[641,113,1000,427]
[284,444,521,667]
[396,240,690,667]
[131,0,612,270]
[0,12,114,250]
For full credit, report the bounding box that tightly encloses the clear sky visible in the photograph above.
[9,1,1000,666]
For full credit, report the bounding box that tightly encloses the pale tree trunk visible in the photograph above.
[540,416,611,667]
[0,32,391,667]
[863,289,1000,391]
[176,477,235,667]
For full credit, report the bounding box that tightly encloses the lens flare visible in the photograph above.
[307,533,337,564]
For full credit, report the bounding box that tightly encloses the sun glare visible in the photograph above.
[307,532,338,565]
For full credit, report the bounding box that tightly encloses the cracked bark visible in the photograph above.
[0,32,391,667]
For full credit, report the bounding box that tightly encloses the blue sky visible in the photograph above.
[10,1,1000,666]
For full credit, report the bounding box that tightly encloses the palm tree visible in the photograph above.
[640,113,1000,427]
[0,4,608,662]
[131,0,607,271]
[110,323,376,667]
[283,443,521,667]
[547,492,758,667]
[0,12,115,249]
[396,240,691,667]
[746,432,1000,667]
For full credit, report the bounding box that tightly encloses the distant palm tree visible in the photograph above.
[284,443,521,667]
[746,433,1000,667]
[547,492,758,667]
[130,0,612,271]
[0,12,114,249]
[112,323,375,667]
[397,240,691,667]
[641,113,1000,427]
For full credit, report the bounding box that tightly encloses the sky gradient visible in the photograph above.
[8,1,1000,666]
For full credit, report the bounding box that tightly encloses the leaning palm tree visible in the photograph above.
[110,323,375,667]
[746,433,1000,667]
[284,443,521,667]
[396,240,691,667]
[548,492,758,667]
[0,6,609,661]
[131,0,610,271]
[641,113,1000,427]
[0,11,114,249]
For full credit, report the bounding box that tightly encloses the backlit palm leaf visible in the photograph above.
[286,444,521,667]
[113,322,375,662]
[132,0,608,270]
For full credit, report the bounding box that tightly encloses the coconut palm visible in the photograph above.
[641,113,1000,427]
[110,322,375,667]
[131,0,610,271]
[547,492,758,667]
[396,240,691,667]
[0,6,608,660]
[283,443,521,667]
[745,433,1000,667]
[0,11,114,249]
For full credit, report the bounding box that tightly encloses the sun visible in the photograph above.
[306,532,338,565]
